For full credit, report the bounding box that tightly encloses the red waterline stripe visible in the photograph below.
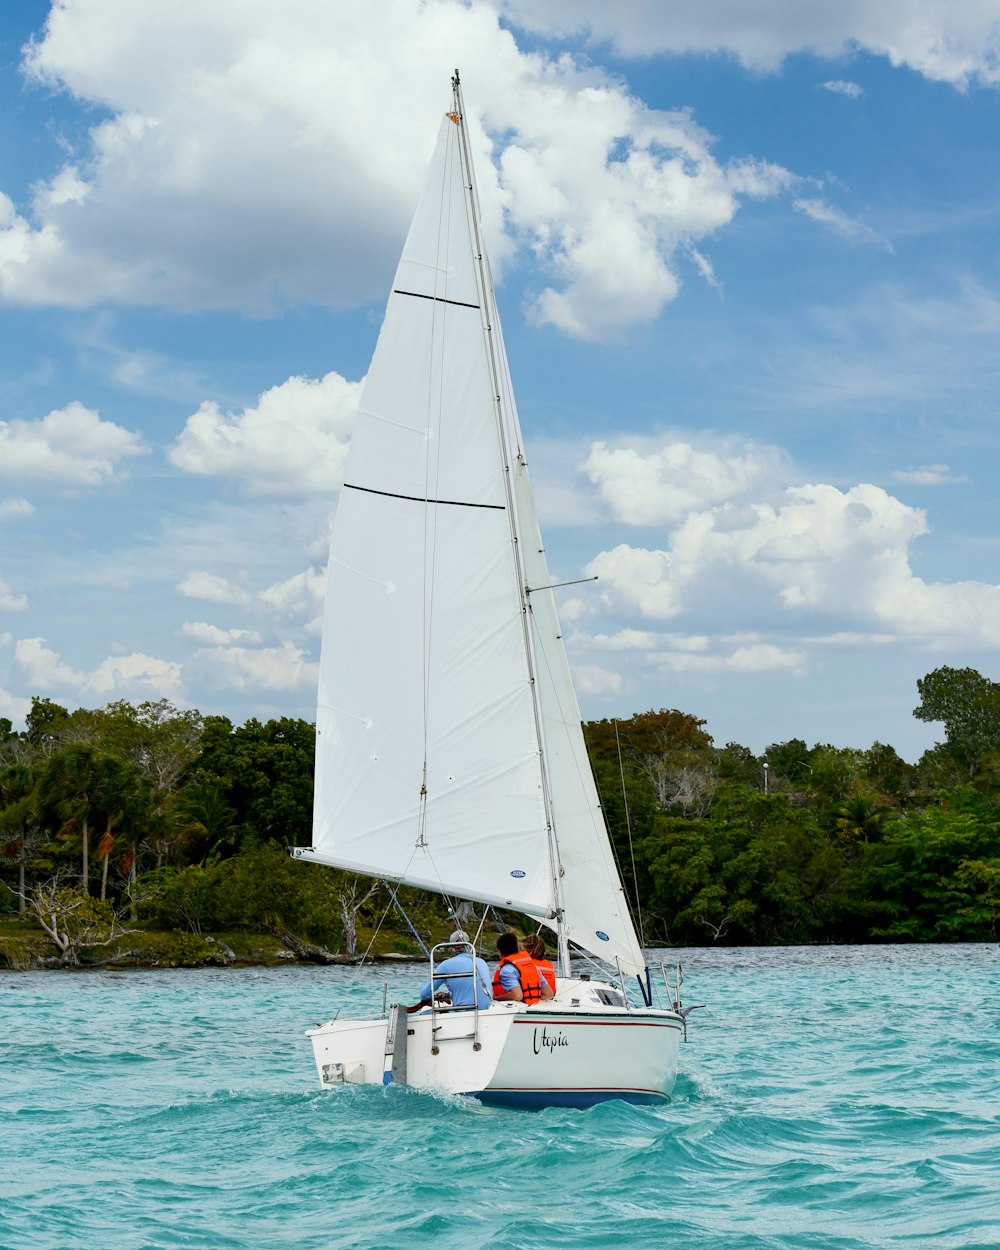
[511,1018,681,1029]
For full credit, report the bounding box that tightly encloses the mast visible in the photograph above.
[450,71,571,976]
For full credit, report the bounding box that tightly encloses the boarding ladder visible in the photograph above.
[426,941,486,1055]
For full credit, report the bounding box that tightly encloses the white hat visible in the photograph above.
[448,930,470,945]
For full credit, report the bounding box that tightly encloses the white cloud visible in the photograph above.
[259,567,325,619]
[180,622,262,646]
[0,687,31,727]
[187,641,317,692]
[573,663,623,695]
[793,198,891,250]
[0,579,28,611]
[0,632,11,647]
[582,435,787,524]
[584,479,1000,649]
[0,402,146,489]
[15,637,85,687]
[588,628,664,651]
[650,642,805,674]
[170,372,362,495]
[821,79,866,97]
[83,652,183,697]
[176,571,252,606]
[15,638,184,701]
[891,463,968,484]
[0,499,34,521]
[502,1,1000,88]
[1,2,795,341]
[803,631,897,646]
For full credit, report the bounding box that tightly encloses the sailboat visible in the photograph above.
[293,72,687,1108]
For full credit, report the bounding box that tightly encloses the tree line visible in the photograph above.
[1,665,998,964]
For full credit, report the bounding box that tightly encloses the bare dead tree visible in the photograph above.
[638,756,716,816]
[21,877,139,966]
[699,913,730,942]
[338,879,381,958]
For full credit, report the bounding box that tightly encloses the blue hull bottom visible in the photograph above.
[471,1089,670,1110]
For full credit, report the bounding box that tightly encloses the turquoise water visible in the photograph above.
[2,944,998,1250]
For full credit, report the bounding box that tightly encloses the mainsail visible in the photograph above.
[297,82,646,977]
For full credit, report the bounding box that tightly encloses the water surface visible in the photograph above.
[3,944,998,1249]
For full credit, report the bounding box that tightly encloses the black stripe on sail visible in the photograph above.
[393,288,480,310]
[344,483,505,510]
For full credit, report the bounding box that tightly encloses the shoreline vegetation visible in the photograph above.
[0,917,427,972]
[3,665,999,970]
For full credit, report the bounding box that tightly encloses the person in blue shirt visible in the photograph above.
[408,931,492,1012]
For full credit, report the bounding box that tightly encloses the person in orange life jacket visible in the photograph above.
[492,932,553,1003]
[522,933,556,995]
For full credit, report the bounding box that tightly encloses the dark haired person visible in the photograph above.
[522,932,556,996]
[492,931,553,1003]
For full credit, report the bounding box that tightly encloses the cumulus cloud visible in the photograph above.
[259,566,326,623]
[170,372,361,495]
[582,436,787,524]
[0,402,146,488]
[83,652,183,697]
[15,637,85,687]
[180,622,262,646]
[588,627,665,651]
[14,636,184,700]
[187,640,317,692]
[1,1,796,340]
[502,1,1000,87]
[650,641,805,675]
[0,687,31,726]
[573,663,623,695]
[176,571,252,606]
[584,480,1000,648]
[0,579,28,611]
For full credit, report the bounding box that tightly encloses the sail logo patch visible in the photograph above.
[595,930,610,941]
[510,869,526,878]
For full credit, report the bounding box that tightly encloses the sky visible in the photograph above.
[1,0,999,761]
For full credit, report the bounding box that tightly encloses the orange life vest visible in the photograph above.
[533,957,556,994]
[492,949,543,1004]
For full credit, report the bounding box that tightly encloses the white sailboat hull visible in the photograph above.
[308,981,683,1109]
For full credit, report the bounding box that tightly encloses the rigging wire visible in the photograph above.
[615,718,646,949]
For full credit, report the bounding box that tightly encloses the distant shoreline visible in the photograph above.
[0,924,428,972]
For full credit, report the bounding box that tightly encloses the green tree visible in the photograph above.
[863,789,1000,940]
[192,716,315,849]
[764,738,813,789]
[23,697,70,754]
[643,783,848,945]
[0,763,41,912]
[914,666,1000,774]
[38,745,152,894]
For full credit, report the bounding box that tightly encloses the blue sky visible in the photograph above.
[2,0,999,760]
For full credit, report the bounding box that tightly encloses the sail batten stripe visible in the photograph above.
[344,482,505,510]
[393,287,480,310]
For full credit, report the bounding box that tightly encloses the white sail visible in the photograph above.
[298,98,646,976]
